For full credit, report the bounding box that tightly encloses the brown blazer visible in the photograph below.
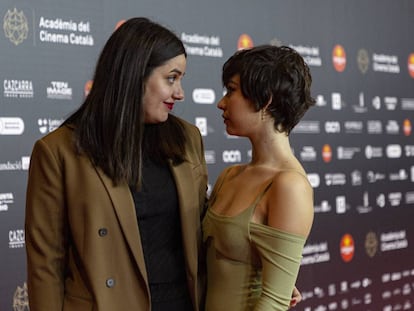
[25,119,208,311]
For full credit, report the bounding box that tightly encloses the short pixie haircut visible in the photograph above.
[222,45,315,134]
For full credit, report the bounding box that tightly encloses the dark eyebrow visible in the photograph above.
[170,68,184,75]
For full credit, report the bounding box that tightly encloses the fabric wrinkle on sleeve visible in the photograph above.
[249,222,306,311]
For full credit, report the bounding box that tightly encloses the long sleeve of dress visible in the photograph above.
[250,223,306,311]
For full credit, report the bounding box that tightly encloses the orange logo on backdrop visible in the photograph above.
[408,53,414,78]
[340,233,355,262]
[403,119,412,136]
[84,80,93,97]
[332,44,346,72]
[237,34,254,51]
[322,144,332,163]
[115,20,126,30]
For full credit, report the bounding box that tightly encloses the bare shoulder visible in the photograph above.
[266,170,314,237]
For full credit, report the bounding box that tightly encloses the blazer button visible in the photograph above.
[98,228,108,237]
[106,278,115,288]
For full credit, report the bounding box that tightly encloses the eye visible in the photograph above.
[167,75,177,84]
[225,85,235,95]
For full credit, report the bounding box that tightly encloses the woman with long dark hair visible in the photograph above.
[25,17,207,311]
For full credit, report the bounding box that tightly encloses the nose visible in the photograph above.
[217,97,225,110]
[173,83,185,101]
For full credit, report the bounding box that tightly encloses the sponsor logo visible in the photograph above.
[115,20,126,30]
[38,16,94,46]
[325,121,341,133]
[344,121,363,134]
[325,173,346,186]
[372,96,381,110]
[9,229,25,248]
[195,117,207,136]
[322,144,332,163]
[408,53,414,78]
[336,195,347,213]
[13,282,29,311]
[315,94,327,107]
[84,80,93,97]
[307,173,320,188]
[314,200,331,213]
[301,242,330,265]
[384,96,397,110]
[204,150,216,165]
[38,118,63,134]
[380,230,408,252]
[388,192,402,207]
[353,92,368,113]
[0,192,13,211]
[340,233,355,262]
[237,33,254,50]
[181,32,223,57]
[357,192,372,214]
[222,150,241,163]
[332,44,346,72]
[367,120,382,134]
[300,146,317,161]
[0,156,30,171]
[385,120,399,134]
[386,144,402,158]
[192,88,215,104]
[331,92,342,110]
[403,119,412,136]
[401,98,414,110]
[3,79,34,98]
[290,44,322,67]
[372,53,400,73]
[46,81,72,100]
[357,49,370,74]
[389,169,408,181]
[376,193,386,208]
[365,145,383,159]
[0,117,24,135]
[3,8,29,45]
[367,170,386,183]
[291,120,320,134]
[405,145,414,157]
[337,146,360,160]
[351,170,362,186]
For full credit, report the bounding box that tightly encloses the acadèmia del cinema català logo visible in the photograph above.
[3,8,29,45]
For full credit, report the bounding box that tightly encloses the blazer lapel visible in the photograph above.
[94,167,149,283]
[170,160,199,275]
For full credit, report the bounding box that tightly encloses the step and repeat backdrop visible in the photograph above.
[1,0,413,310]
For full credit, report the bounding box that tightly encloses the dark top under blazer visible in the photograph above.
[25,118,208,311]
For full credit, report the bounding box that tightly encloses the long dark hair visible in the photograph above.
[64,17,187,186]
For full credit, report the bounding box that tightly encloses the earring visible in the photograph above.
[261,109,265,121]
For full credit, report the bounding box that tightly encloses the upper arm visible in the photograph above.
[266,171,314,237]
[25,139,66,309]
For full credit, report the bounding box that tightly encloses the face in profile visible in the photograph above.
[217,74,258,137]
[142,54,186,124]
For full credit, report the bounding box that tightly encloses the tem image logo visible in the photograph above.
[3,8,29,45]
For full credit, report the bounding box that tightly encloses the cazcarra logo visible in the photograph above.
[192,88,215,104]
[222,150,241,163]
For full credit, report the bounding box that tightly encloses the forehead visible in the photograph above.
[155,54,187,73]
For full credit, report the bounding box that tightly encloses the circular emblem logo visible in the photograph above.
[357,49,370,74]
[365,231,378,258]
[332,44,346,72]
[3,8,29,45]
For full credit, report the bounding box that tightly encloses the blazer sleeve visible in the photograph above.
[25,138,67,311]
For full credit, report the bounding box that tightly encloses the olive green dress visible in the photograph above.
[203,180,306,310]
